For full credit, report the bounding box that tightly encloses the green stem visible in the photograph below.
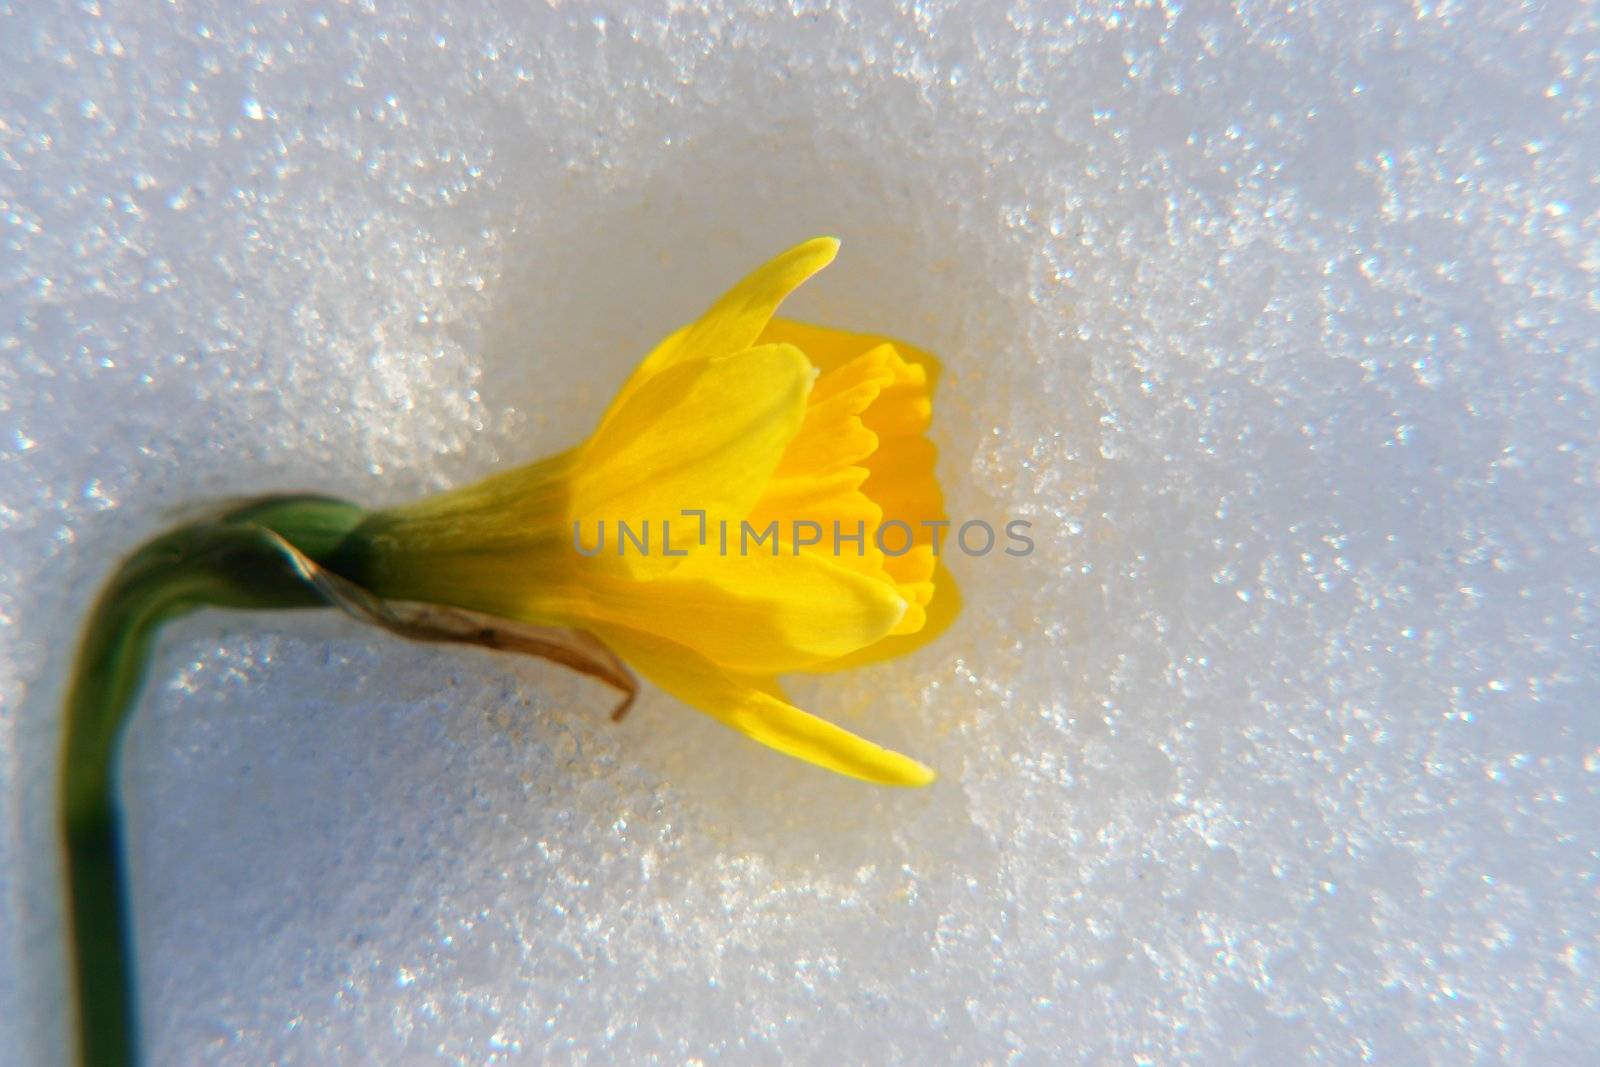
[60,497,366,1067]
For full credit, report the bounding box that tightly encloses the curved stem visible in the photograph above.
[57,493,631,1064]
[59,498,366,1067]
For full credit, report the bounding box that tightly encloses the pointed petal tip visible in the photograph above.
[860,744,938,788]
[788,235,840,269]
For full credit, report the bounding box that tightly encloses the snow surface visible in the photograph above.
[3,1,1598,1063]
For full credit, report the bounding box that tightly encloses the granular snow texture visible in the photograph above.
[2,1,1597,1063]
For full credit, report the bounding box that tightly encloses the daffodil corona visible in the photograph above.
[331,238,958,786]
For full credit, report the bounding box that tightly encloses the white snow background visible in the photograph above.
[2,1,1597,1063]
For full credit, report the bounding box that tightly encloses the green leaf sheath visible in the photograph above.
[60,496,368,1067]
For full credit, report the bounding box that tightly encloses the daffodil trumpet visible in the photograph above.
[59,238,957,1066]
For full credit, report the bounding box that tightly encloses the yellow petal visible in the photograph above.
[572,548,907,673]
[609,238,839,408]
[757,316,942,387]
[813,560,963,671]
[594,624,936,786]
[574,344,812,578]
[772,345,897,478]
[752,340,947,619]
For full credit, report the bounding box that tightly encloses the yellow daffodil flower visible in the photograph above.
[332,238,959,785]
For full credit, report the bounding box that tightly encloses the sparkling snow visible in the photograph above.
[2,1,1597,1063]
